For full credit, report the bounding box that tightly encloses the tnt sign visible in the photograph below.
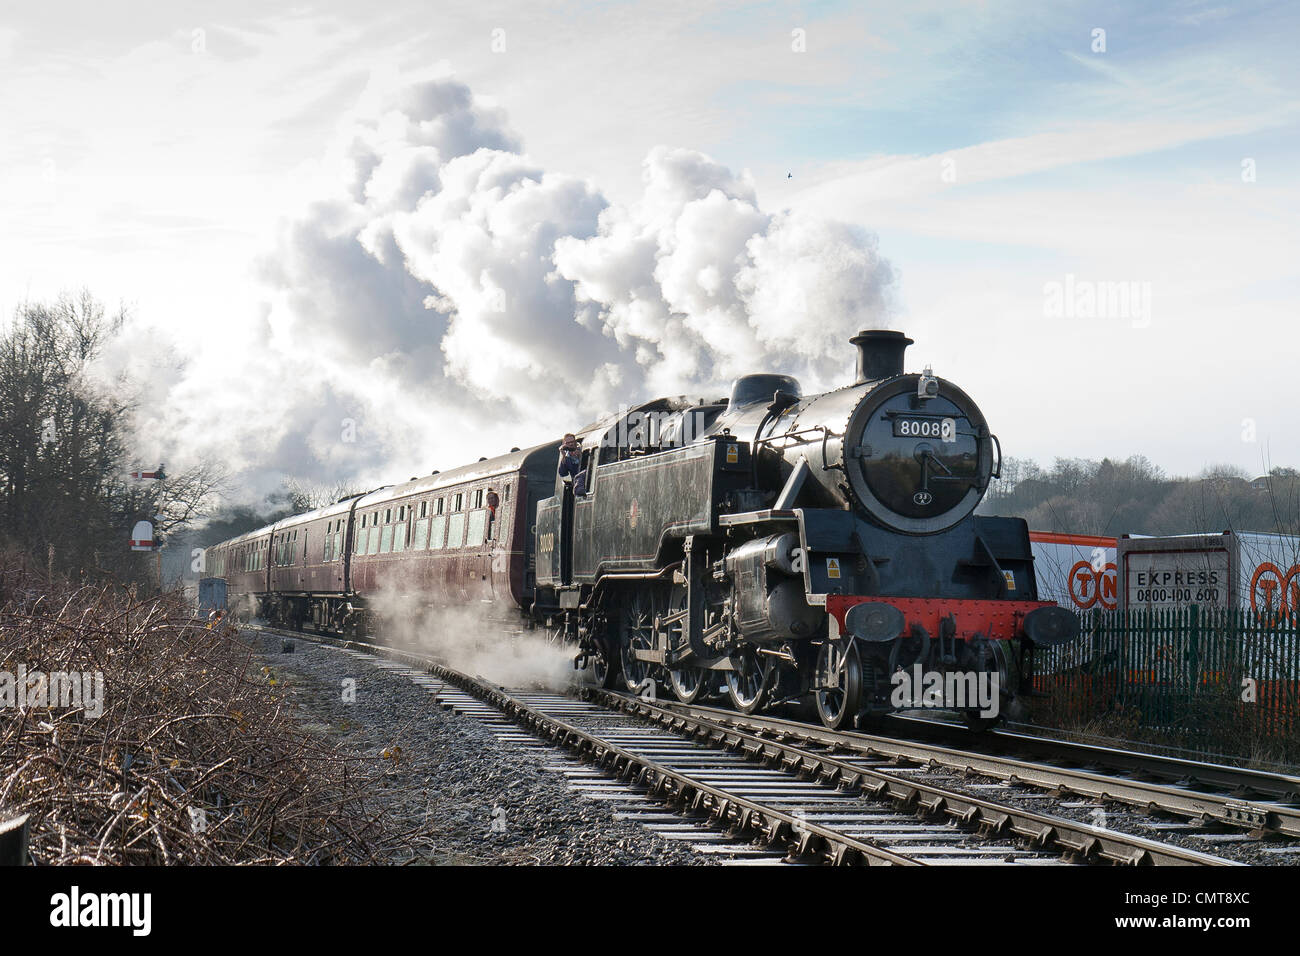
[1068,560,1117,610]
[1250,563,1300,627]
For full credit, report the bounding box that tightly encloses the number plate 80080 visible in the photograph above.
[892,417,955,440]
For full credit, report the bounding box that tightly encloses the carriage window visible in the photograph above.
[473,489,483,508]
[367,525,380,555]
[392,522,407,552]
[413,517,430,550]
[334,531,343,559]
[453,493,463,511]
[419,500,428,518]
[446,512,466,548]
[354,526,364,554]
[429,515,447,550]
[466,509,487,547]
[435,497,445,515]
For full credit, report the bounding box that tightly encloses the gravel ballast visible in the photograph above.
[244,628,708,865]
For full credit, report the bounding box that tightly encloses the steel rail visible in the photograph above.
[586,690,1233,866]
[892,715,1300,804]
[650,700,1300,838]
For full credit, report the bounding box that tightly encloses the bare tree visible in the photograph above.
[275,477,366,514]
[0,292,130,573]
[0,291,226,584]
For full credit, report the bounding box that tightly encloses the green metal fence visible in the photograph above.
[1029,606,1300,762]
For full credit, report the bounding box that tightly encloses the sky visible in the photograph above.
[2,0,1297,505]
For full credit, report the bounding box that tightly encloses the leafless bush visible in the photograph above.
[0,555,395,864]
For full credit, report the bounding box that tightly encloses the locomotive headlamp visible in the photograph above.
[1022,605,1081,647]
[845,601,906,643]
[918,365,939,400]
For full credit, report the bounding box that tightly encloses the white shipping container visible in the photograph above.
[1029,531,1118,612]
[1118,531,1300,621]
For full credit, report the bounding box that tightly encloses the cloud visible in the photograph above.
[122,74,896,503]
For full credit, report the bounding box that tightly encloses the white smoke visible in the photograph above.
[122,74,897,502]
[365,570,577,691]
[554,146,896,397]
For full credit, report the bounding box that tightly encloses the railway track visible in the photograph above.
[896,715,1300,808]
[647,702,1300,845]
[248,624,1238,866]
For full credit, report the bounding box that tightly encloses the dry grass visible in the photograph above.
[0,556,396,864]
[1023,688,1300,771]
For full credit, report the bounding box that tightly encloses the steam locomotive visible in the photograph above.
[205,330,1079,729]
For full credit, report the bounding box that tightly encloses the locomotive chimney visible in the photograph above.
[850,329,913,383]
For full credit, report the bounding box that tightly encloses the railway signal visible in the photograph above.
[130,463,166,481]
[130,520,156,551]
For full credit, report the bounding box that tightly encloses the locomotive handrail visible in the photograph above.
[753,425,838,448]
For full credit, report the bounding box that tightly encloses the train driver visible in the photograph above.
[558,433,587,496]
